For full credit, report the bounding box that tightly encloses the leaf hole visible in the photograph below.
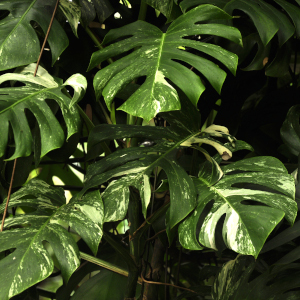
[0,10,9,21]
[231,182,287,197]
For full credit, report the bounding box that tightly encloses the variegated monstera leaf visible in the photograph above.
[0,64,87,160]
[81,102,236,230]
[179,155,297,257]
[0,179,104,300]
[88,4,242,121]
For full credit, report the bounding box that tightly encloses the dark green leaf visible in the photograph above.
[75,0,114,27]
[0,0,68,71]
[280,105,300,155]
[212,255,300,300]
[144,0,182,22]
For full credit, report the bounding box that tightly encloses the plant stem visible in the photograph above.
[83,24,116,127]
[138,0,148,21]
[127,189,141,297]
[84,26,114,65]
[103,231,139,298]
[80,251,142,283]
[77,104,111,155]
[1,159,17,232]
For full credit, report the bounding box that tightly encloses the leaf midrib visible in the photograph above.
[149,33,166,101]
[0,0,37,55]
[9,204,66,297]
[0,86,60,115]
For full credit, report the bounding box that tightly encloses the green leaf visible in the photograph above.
[212,255,300,300]
[281,105,300,156]
[0,64,86,160]
[82,132,198,228]
[74,0,114,27]
[274,0,300,38]
[144,0,182,22]
[88,5,241,121]
[257,0,294,47]
[59,0,81,38]
[0,179,104,300]
[181,0,279,46]
[0,0,69,71]
[261,220,300,253]
[180,0,228,12]
[179,156,296,257]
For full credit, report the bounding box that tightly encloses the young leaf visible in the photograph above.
[0,179,104,300]
[0,0,69,71]
[0,64,86,160]
[88,4,242,121]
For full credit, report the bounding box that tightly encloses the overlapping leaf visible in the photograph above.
[212,255,300,300]
[0,179,104,300]
[80,103,235,229]
[144,0,182,22]
[179,154,296,257]
[180,0,300,75]
[88,4,242,121]
[181,0,299,45]
[0,0,69,71]
[0,64,87,160]
[281,104,300,156]
[59,0,81,38]
[74,0,114,27]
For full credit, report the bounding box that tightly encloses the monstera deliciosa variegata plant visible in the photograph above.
[0,1,298,299]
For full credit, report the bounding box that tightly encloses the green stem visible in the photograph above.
[76,104,111,155]
[127,189,142,297]
[126,115,136,147]
[99,101,113,125]
[103,232,139,298]
[84,25,114,65]
[138,0,148,21]
[110,102,117,125]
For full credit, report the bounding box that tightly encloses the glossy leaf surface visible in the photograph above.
[59,0,81,38]
[0,64,86,160]
[75,0,114,27]
[88,5,241,121]
[212,255,300,299]
[144,0,182,22]
[281,105,300,156]
[0,0,68,71]
[0,179,104,300]
[179,156,296,257]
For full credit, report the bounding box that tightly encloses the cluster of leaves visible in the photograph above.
[0,0,300,299]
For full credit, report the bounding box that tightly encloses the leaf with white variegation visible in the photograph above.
[75,0,114,27]
[88,4,241,121]
[59,0,81,38]
[0,0,69,71]
[212,255,300,300]
[0,179,104,300]
[82,121,235,228]
[0,64,86,160]
[179,156,296,257]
